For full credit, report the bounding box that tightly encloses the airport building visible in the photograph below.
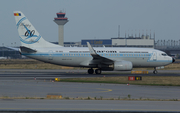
[52,11,155,48]
[111,35,154,48]
[64,42,81,47]
[65,35,154,48]
[0,47,21,59]
[52,11,154,48]
[81,39,112,47]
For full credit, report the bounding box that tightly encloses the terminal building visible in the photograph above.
[65,35,154,48]
[0,47,21,59]
[81,39,112,47]
[111,35,154,48]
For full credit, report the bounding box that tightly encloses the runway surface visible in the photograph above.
[1,100,180,112]
[1,80,180,99]
[0,69,180,79]
[0,69,180,112]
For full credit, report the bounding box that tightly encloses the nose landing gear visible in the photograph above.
[153,67,158,74]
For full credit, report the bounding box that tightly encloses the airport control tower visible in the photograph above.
[54,11,68,46]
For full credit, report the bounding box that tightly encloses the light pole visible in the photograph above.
[2,43,4,57]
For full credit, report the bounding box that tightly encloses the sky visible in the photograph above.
[0,0,180,46]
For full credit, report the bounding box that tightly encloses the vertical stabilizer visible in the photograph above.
[14,11,61,48]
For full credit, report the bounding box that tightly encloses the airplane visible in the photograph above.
[14,11,175,74]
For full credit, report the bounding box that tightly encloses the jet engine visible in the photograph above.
[113,61,133,71]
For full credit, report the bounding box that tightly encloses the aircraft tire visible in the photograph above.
[88,68,94,74]
[95,69,101,74]
[153,70,158,74]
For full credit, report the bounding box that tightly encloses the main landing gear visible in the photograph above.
[153,67,158,74]
[88,68,94,74]
[88,68,101,74]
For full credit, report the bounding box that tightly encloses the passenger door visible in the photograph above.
[152,51,157,61]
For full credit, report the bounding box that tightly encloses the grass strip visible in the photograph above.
[0,96,179,101]
[60,76,180,86]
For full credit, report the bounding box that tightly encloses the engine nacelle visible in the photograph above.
[113,61,133,71]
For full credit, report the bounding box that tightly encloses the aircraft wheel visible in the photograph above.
[95,69,101,74]
[88,68,94,74]
[153,70,158,74]
[153,67,158,74]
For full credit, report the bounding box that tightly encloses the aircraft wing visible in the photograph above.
[87,42,114,65]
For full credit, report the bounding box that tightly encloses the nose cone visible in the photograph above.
[172,58,175,63]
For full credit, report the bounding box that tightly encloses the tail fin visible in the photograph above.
[14,11,61,48]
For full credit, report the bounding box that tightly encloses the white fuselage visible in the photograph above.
[21,47,173,68]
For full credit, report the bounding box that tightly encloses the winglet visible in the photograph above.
[87,42,96,55]
[87,42,114,63]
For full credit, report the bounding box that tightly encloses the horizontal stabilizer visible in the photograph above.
[20,46,37,53]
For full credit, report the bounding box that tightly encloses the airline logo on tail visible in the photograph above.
[23,24,38,40]
[14,12,41,44]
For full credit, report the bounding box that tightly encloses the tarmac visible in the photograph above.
[0,69,180,113]
[1,100,180,112]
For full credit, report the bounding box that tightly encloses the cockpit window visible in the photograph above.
[161,53,167,56]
